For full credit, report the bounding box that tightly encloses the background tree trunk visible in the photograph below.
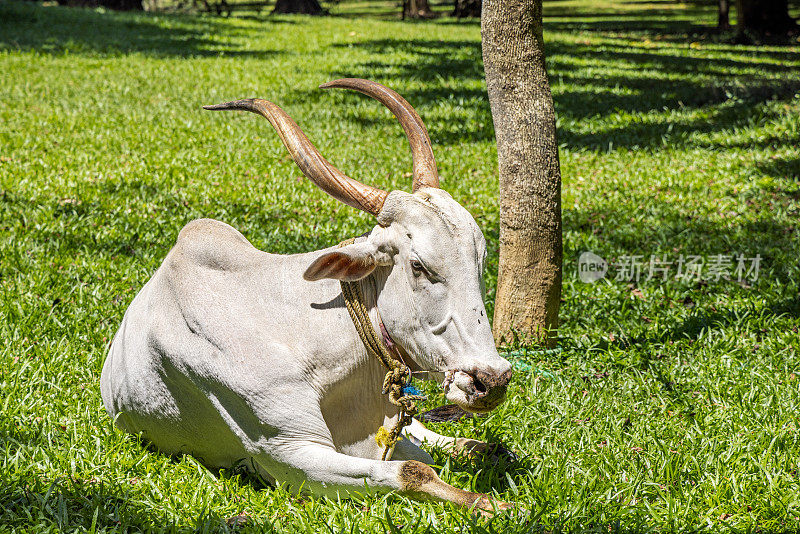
[272,0,323,14]
[55,0,143,9]
[736,0,798,36]
[402,0,432,19]
[718,0,730,29]
[100,0,143,9]
[482,0,562,348]
[453,0,480,18]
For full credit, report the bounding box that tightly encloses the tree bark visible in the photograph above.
[100,0,143,9]
[453,0,481,18]
[272,0,323,14]
[56,0,143,9]
[718,0,730,29]
[482,0,562,348]
[403,0,433,19]
[736,0,798,36]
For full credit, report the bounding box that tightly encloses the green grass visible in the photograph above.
[1,0,799,531]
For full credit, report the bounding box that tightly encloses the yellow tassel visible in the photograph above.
[375,426,402,448]
[375,426,391,447]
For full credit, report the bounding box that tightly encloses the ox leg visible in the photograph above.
[390,432,435,464]
[403,418,490,457]
[403,419,518,463]
[262,442,510,512]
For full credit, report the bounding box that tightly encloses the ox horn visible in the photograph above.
[203,98,388,216]
[320,78,440,191]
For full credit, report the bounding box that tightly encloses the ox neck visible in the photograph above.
[342,233,420,375]
[354,270,421,376]
[334,250,405,372]
[350,270,396,358]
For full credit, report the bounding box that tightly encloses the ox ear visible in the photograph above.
[304,242,387,282]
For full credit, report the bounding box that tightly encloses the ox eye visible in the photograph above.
[410,259,425,275]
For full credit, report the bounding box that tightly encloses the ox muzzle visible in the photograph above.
[446,367,512,413]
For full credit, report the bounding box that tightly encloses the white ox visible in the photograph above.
[101,79,513,512]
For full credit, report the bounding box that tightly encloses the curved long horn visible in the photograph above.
[203,99,388,216]
[320,78,440,191]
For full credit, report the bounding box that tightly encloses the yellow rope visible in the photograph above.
[338,238,424,461]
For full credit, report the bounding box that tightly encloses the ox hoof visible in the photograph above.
[484,442,519,464]
[455,439,519,464]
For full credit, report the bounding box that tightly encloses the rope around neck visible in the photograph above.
[338,238,425,461]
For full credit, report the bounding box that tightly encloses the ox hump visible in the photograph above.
[171,218,261,272]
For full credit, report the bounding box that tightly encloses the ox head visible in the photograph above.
[204,79,511,413]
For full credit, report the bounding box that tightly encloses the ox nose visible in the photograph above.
[464,368,512,406]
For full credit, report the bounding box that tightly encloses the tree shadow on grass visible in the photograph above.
[562,198,799,352]
[321,32,798,149]
[0,425,276,531]
[0,427,170,531]
[0,477,272,532]
[563,203,799,276]
[0,0,286,58]
[544,16,710,36]
[582,293,800,356]
[756,155,800,181]
[425,426,536,495]
[0,420,520,532]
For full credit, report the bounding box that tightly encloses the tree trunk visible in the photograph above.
[403,0,432,19]
[272,0,323,14]
[453,0,481,18]
[98,0,143,9]
[718,0,730,29]
[736,0,798,36]
[56,0,143,9]
[482,0,562,347]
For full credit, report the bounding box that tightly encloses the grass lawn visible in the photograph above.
[1,0,799,531]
